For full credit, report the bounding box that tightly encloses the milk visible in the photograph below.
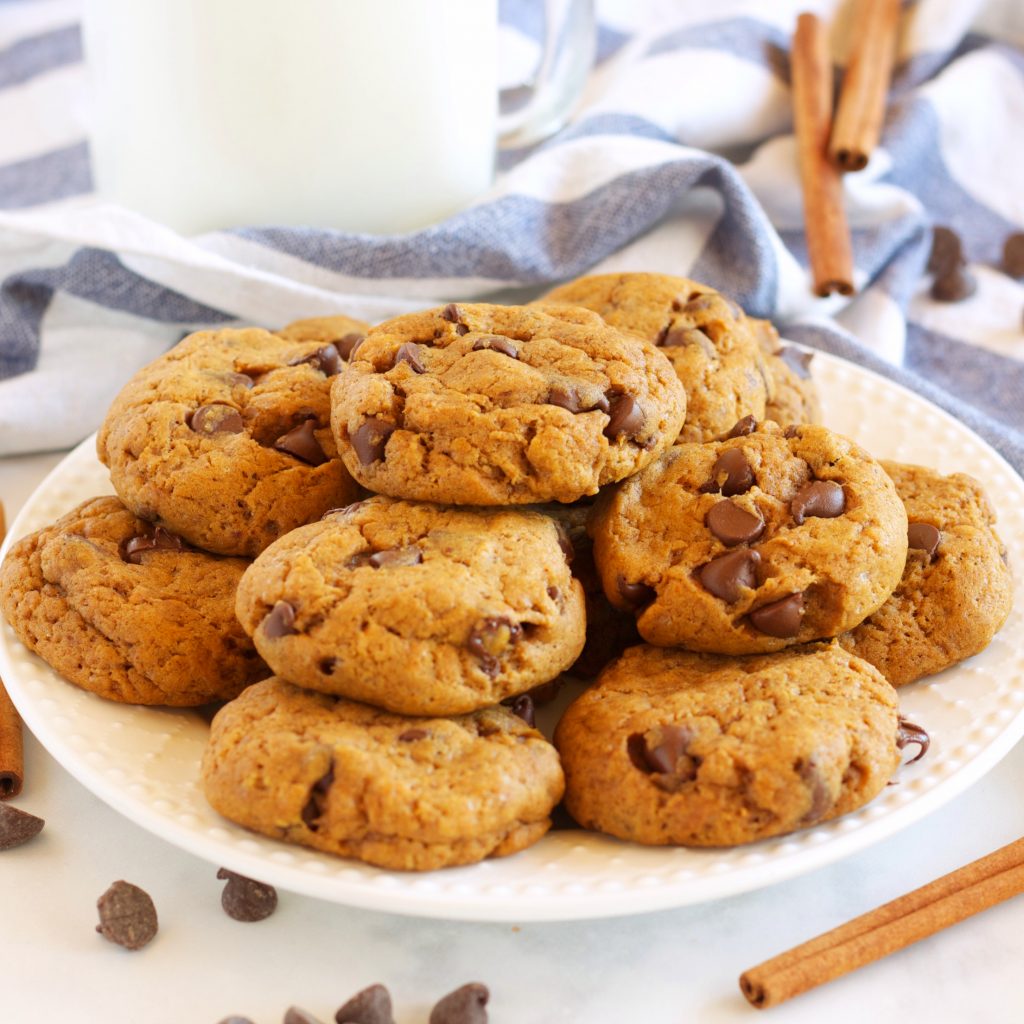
[82,0,499,235]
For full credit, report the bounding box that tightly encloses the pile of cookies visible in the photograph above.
[0,273,1013,870]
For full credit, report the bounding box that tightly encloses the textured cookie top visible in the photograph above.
[97,327,362,557]
[554,642,901,846]
[275,314,368,357]
[540,273,768,442]
[329,302,686,504]
[748,318,822,427]
[202,677,565,870]
[235,496,586,715]
[0,497,266,705]
[591,422,908,653]
[840,461,1013,685]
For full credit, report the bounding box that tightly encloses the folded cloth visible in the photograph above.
[0,0,1021,471]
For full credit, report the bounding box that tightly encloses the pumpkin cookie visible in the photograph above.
[0,497,266,705]
[329,302,686,505]
[202,678,565,870]
[276,314,368,360]
[749,318,822,426]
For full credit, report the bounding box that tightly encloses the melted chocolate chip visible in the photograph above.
[440,303,463,323]
[725,415,757,439]
[398,729,428,742]
[394,342,426,373]
[335,332,365,360]
[263,600,298,638]
[319,657,337,675]
[616,575,656,610]
[368,545,423,568]
[467,617,522,677]
[188,403,244,435]
[699,548,761,602]
[928,225,963,276]
[429,983,489,1024]
[0,803,44,850]
[749,593,805,637]
[301,763,334,831]
[790,480,845,524]
[293,344,343,376]
[627,725,699,791]
[223,372,255,389]
[351,418,396,465]
[335,983,395,1024]
[908,522,941,558]
[778,346,814,380]
[706,500,765,546]
[472,336,518,358]
[119,525,187,564]
[797,758,832,824]
[547,384,582,413]
[274,419,328,466]
[501,693,536,728]
[897,717,931,764]
[702,448,754,496]
[603,394,645,440]
[662,325,713,349]
[216,868,278,922]
[95,880,158,950]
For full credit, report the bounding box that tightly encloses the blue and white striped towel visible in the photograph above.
[0,0,1022,472]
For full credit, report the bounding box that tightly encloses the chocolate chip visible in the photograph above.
[294,344,343,376]
[672,295,715,315]
[928,225,962,276]
[216,867,277,923]
[797,758,831,824]
[501,693,536,728]
[95,880,158,950]
[301,763,334,831]
[368,546,423,568]
[440,303,462,323]
[908,522,941,558]
[603,394,645,440]
[627,725,699,791]
[897,716,931,764]
[662,326,713,349]
[394,342,426,373]
[699,548,761,602]
[275,419,328,466]
[553,522,574,564]
[749,593,805,637]
[0,803,44,850]
[546,384,582,412]
[398,728,428,742]
[429,983,489,1024]
[336,332,365,360]
[706,500,765,546]
[724,415,757,439]
[791,480,845,524]
[1003,232,1024,279]
[223,372,255,389]
[335,983,395,1024]
[472,336,518,358]
[285,1009,326,1024]
[702,448,754,496]
[616,575,656,610]
[263,600,298,638]
[351,418,396,465]
[778,346,814,380]
[119,525,187,563]
[188,403,244,435]
[319,657,337,675]
[931,262,977,302]
[215,1017,255,1024]
[467,618,522,676]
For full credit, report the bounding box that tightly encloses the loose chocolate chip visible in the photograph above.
[120,525,187,564]
[702,448,754,496]
[467,618,522,676]
[724,415,758,439]
[369,546,423,568]
[216,867,278,923]
[335,983,395,1024]
[501,694,536,728]
[897,717,931,764]
[931,262,977,302]
[398,728,428,742]
[706,500,765,547]
[394,342,426,373]
[616,575,656,610]
[778,345,814,380]
[440,303,462,323]
[95,880,158,951]
[336,332,366,360]
[301,763,335,831]
[275,419,328,466]
[749,593,805,637]
[1003,232,1024,279]
[0,803,44,850]
[603,394,645,440]
[285,1008,326,1024]
[699,548,761,602]
[928,225,962,276]
[662,325,713,349]
[263,600,298,639]
[188,403,244,435]
[351,418,396,465]
[790,480,845,524]
[797,758,832,824]
[429,983,489,1024]
[908,522,941,558]
[294,344,344,376]
[472,336,518,359]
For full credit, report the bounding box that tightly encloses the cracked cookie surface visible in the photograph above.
[329,302,686,504]
[554,643,900,846]
[201,677,565,870]
[235,496,586,715]
[97,326,362,557]
[0,497,267,704]
[591,421,908,654]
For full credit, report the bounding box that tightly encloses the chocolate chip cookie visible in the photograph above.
[590,421,908,654]
[276,314,368,361]
[748,318,822,426]
[839,461,1013,685]
[329,302,686,505]
[202,677,565,870]
[97,327,361,558]
[554,643,902,846]
[0,497,267,705]
[234,496,586,715]
[539,273,769,442]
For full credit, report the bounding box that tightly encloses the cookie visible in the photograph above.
[201,678,565,870]
[839,461,1013,685]
[748,318,822,426]
[0,497,266,705]
[590,421,908,653]
[234,496,586,715]
[554,643,901,846]
[276,314,368,360]
[329,302,686,505]
[539,273,769,442]
[97,327,361,557]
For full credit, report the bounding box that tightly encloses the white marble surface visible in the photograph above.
[3,451,1024,1024]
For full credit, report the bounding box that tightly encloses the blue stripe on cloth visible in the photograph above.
[0,140,91,209]
[645,17,790,81]
[0,23,81,91]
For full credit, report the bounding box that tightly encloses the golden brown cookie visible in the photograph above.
[554,643,902,847]
[97,327,361,558]
[235,496,586,715]
[275,314,368,360]
[0,497,267,705]
[540,272,769,442]
[202,677,565,870]
[590,421,908,654]
[839,462,1013,685]
[749,318,822,426]
[329,302,686,505]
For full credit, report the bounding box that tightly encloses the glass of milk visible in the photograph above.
[81,0,595,236]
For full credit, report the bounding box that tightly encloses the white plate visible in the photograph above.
[1,350,1023,922]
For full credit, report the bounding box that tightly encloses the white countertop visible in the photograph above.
[3,450,1024,1024]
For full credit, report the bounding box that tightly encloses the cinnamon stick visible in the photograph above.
[740,835,1024,1008]
[829,0,901,171]
[0,498,23,799]
[791,13,855,297]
